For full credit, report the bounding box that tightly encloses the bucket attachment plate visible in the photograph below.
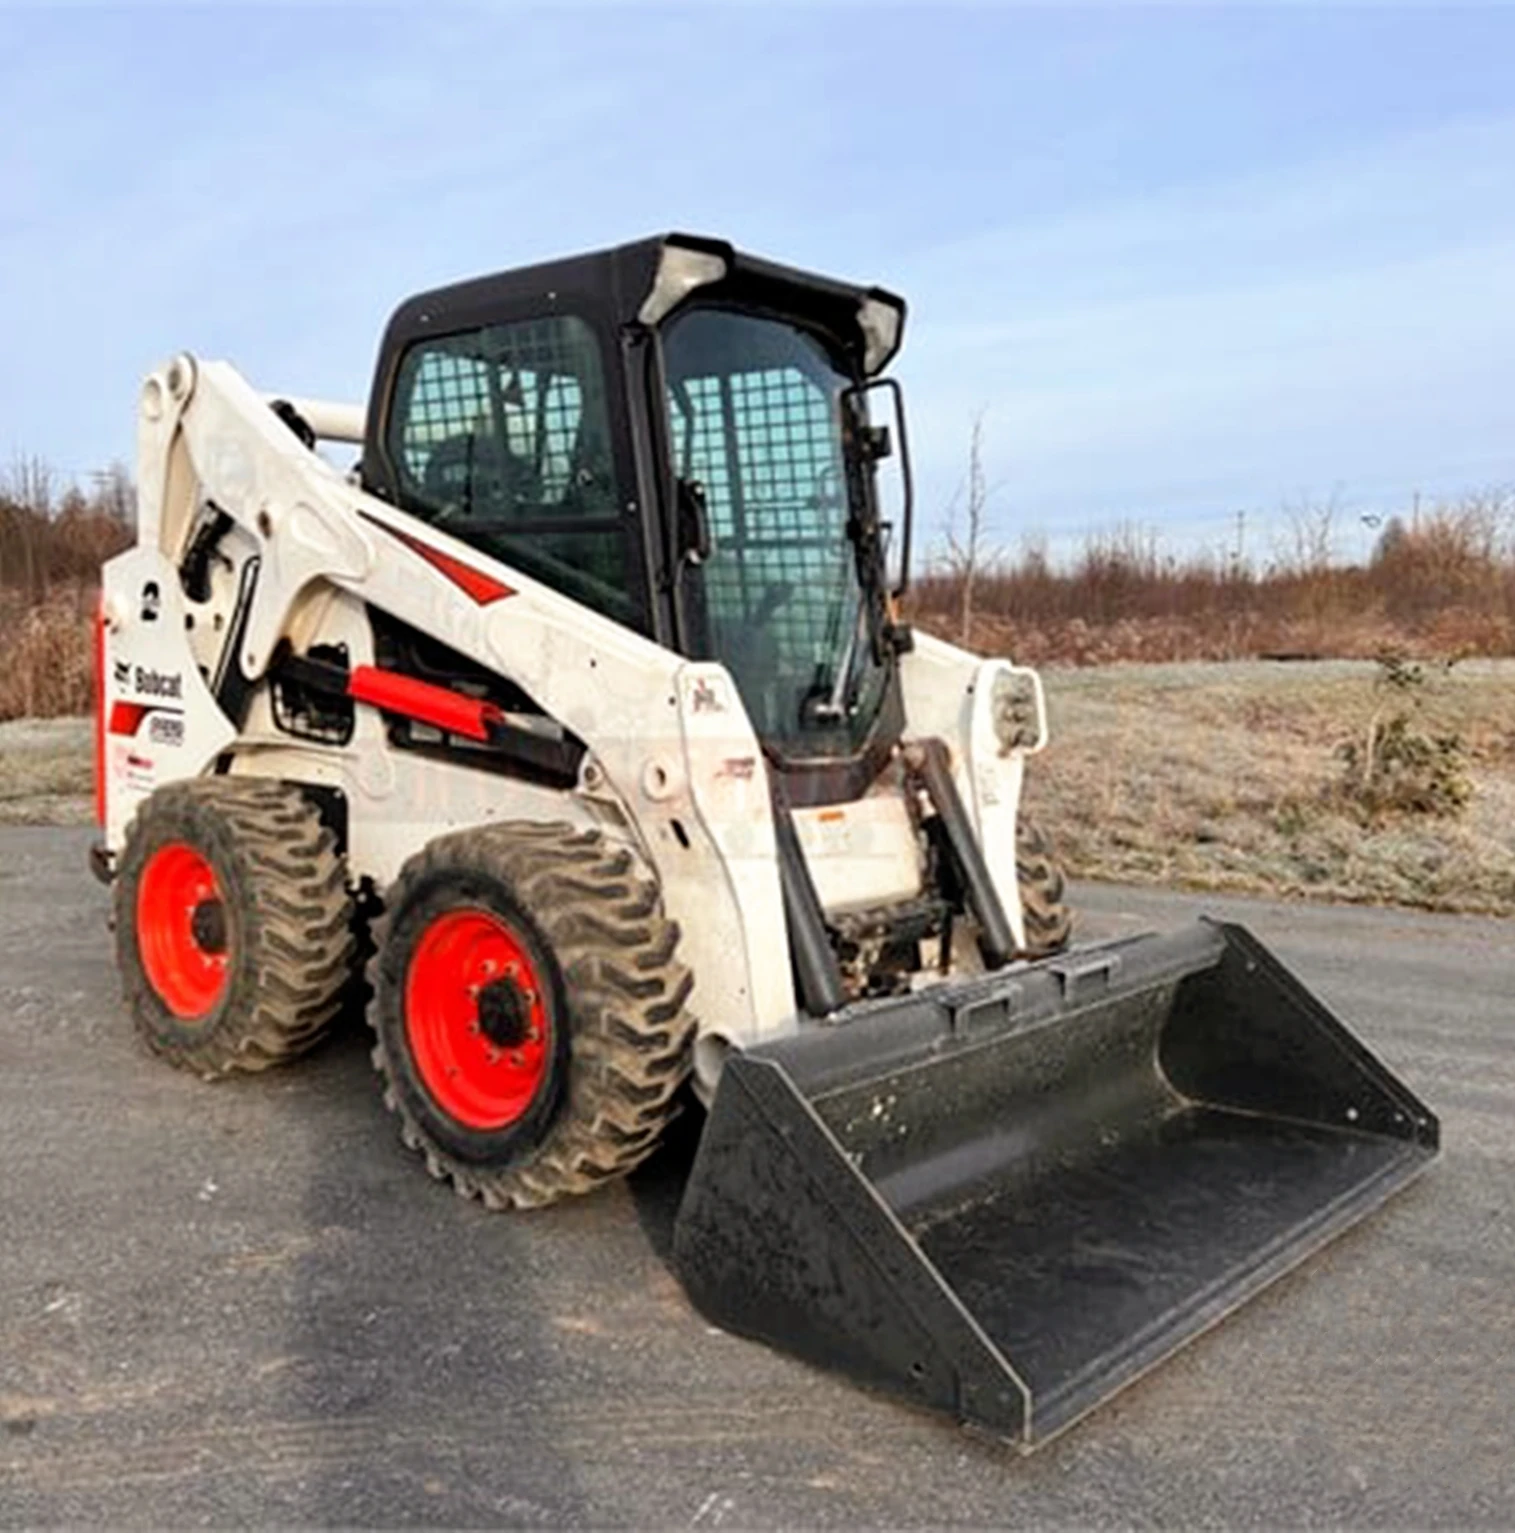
[672,921,1438,1449]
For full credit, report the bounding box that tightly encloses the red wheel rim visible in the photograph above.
[137,842,231,1019]
[404,908,554,1131]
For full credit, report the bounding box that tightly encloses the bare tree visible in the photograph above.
[4,455,55,517]
[0,456,54,602]
[1277,487,1343,577]
[942,412,992,643]
[90,461,137,528]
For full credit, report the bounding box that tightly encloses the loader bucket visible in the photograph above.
[672,921,1437,1449]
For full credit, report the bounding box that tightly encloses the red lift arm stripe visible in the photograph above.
[348,665,501,743]
[361,515,516,606]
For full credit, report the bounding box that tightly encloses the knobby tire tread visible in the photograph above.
[369,821,696,1211]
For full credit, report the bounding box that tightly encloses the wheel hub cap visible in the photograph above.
[137,842,231,1019]
[190,898,228,955]
[404,908,552,1131]
[476,977,532,1049]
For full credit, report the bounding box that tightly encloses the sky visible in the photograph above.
[3,2,1514,564]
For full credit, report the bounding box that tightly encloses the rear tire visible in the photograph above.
[370,822,696,1210]
[1017,815,1072,957]
[114,778,358,1077]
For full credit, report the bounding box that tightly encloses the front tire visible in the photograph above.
[1017,815,1072,957]
[114,778,358,1077]
[370,822,696,1210]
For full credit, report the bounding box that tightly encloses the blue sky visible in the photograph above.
[4,3,1514,563]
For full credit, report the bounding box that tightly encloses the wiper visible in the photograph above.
[808,600,868,723]
[838,447,896,669]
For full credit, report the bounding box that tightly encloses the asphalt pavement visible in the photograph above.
[0,825,1510,1527]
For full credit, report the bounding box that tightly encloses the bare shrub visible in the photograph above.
[911,486,1515,666]
[1333,656,1473,822]
[0,460,134,721]
[1371,493,1515,630]
[0,590,96,721]
[0,463,133,597]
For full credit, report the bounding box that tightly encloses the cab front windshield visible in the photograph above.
[661,307,888,757]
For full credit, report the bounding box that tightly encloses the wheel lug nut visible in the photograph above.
[510,1051,524,1067]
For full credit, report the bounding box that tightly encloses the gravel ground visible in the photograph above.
[0,826,1510,1526]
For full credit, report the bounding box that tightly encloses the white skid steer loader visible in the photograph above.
[94,235,1438,1449]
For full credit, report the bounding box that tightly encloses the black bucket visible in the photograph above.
[672,921,1438,1449]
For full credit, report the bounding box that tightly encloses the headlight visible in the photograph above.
[991,670,1042,755]
[638,245,728,326]
[857,295,904,375]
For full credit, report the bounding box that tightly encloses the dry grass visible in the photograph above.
[0,588,98,722]
[0,460,132,722]
[0,717,93,825]
[1021,659,1515,915]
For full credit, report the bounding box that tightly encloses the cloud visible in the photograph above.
[893,113,1515,539]
[3,5,1513,557]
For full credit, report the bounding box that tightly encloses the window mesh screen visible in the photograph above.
[393,316,614,516]
[384,314,637,629]
[400,352,489,479]
[670,365,852,678]
[663,305,887,751]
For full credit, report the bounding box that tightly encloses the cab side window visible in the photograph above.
[386,314,640,629]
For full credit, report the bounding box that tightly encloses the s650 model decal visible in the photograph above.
[109,701,183,739]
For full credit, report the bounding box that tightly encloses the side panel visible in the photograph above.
[228,739,614,892]
[99,545,237,847]
[669,662,795,1059]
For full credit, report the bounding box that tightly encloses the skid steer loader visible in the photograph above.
[94,234,1438,1449]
